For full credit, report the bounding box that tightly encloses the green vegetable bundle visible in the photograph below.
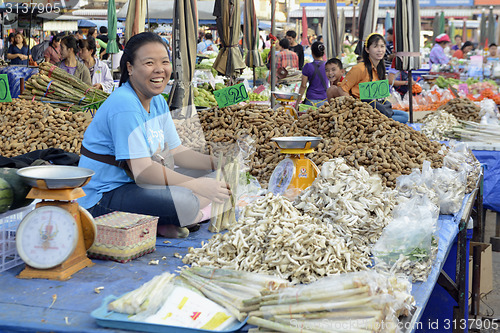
[19,62,109,113]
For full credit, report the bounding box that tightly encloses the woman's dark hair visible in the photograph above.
[311,41,325,58]
[116,34,123,50]
[78,36,97,57]
[362,33,386,82]
[88,27,97,37]
[49,35,61,47]
[119,32,167,86]
[460,41,473,52]
[61,35,79,56]
[8,33,15,43]
[14,32,27,47]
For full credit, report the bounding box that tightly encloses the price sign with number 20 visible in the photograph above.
[213,83,249,108]
[359,79,390,100]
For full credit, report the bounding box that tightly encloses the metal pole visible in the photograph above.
[270,0,276,108]
[408,69,413,123]
[28,6,33,67]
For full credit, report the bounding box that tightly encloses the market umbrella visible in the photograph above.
[488,7,495,48]
[395,0,421,123]
[432,12,440,41]
[449,19,455,43]
[125,0,147,42]
[168,0,198,118]
[244,0,263,85]
[212,0,246,80]
[338,9,345,53]
[106,0,119,55]
[301,7,309,46]
[355,0,380,55]
[385,11,392,33]
[479,10,487,49]
[323,0,339,59]
[439,11,445,35]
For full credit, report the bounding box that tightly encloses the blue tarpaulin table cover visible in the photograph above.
[0,192,473,333]
[0,66,38,99]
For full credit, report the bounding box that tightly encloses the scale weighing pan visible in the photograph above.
[271,91,300,100]
[272,136,321,149]
[17,166,95,189]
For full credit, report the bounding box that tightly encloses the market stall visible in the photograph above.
[0,191,479,332]
[0,88,488,333]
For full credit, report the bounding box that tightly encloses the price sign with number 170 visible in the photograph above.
[359,79,390,100]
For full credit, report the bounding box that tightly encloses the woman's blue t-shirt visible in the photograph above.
[8,45,28,65]
[78,81,181,209]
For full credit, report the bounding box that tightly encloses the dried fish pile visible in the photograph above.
[421,110,459,141]
[183,193,370,283]
[437,98,481,122]
[296,158,397,255]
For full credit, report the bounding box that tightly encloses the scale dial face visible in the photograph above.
[269,158,295,196]
[16,206,78,269]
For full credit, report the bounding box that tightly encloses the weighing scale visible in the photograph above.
[15,166,97,281]
[268,136,321,199]
[271,91,300,119]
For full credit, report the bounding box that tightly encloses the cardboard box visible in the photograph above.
[88,211,157,263]
[468,242,493,301]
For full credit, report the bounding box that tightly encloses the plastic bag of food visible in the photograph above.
[250,270,415,332]
[373,195,438,266]
[430,166,467,215]
[396,161,440,209]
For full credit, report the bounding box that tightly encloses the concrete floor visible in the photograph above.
[474,210,500,332]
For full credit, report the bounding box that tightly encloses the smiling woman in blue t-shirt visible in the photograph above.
[78,32,230,238]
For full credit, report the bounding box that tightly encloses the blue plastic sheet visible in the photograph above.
[0,66,38,99]
[472,150,500,212]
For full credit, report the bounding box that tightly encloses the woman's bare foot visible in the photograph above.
[157,224,189,238]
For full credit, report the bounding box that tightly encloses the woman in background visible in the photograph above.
[7,32,29,65]
[78,37,114,92]
[58,35,92,85]
[44,35,61,65]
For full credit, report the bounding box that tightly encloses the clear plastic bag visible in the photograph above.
[373,195,439,265]
[431,167,467,215]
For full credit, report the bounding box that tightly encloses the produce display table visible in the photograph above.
[0,66,38,98]
[0,191,477,333]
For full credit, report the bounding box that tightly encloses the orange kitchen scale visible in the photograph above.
[15,166,97,281]
[271,91,299,119]
[268,136,321,199]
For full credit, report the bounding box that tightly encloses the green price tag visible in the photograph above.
[359,79,390,100]
[0,74,12,103]
[213,82,249,108]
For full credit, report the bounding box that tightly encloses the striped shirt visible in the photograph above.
[277,49,299,70]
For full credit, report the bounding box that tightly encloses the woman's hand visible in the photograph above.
[93,83,103,90]
[192,178,230,203]
[19,54,28,60]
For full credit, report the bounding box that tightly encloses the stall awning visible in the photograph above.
[117,0,216,20]
[43,20,78,31]
[289,7,479,19]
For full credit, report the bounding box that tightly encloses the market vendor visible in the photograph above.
[295,42,329,110]
[325,58,345,101]
[484,43,499,63]
[6,32,29,65]
[58,35,92,86]
[452,41,473,59]
[43,35,61,65]
[326,33,409,123]
[429,34,451,65]
[78,37,114,92]
[78,32,230,238]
